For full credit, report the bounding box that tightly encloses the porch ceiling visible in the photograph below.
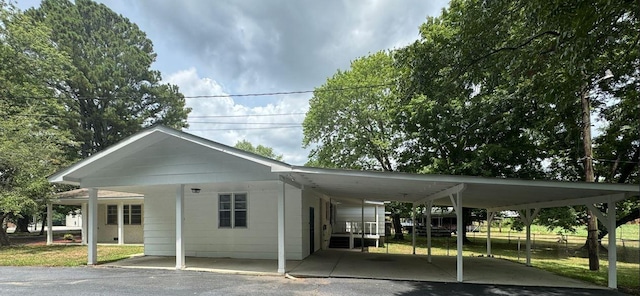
[284,166,638,211]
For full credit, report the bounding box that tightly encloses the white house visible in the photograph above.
[47,125,637,288]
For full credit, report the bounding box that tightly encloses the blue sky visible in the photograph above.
[17,0,449,164]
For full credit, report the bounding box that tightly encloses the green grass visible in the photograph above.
[0,244,143,266]
[373,234,640,295]
[480,223,640,240]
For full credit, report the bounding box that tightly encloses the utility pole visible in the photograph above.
[580,81,599,271]
[580,70,613,271]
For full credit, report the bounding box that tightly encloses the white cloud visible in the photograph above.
[164,68,310,165]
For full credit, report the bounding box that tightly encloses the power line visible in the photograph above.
[189,113,305,118]
[188,121,302,125]
[185,126,301,131]
[1,83,393,101]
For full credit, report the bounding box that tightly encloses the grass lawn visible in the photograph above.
[0,244,143,266]
[372,233,640,295]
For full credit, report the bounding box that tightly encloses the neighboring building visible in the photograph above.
[54,189,144,244]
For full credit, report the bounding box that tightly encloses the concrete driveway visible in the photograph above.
[107,250,606,290]
[0,266,628,296]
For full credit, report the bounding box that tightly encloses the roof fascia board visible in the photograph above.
[53,197,144,203]
[488,193,628,212]
[287,166,639,192]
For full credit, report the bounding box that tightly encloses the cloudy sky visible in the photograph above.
[18,0,449,165]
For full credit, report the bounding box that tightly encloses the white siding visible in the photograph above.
[143,181,304,260]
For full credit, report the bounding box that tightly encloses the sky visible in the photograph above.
[17,0,449,165]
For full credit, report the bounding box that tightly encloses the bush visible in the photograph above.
[63,233,74,241]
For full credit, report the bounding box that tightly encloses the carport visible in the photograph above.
[279,166,638,289]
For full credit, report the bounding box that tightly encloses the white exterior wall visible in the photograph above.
[335,203,385,235]
[301,189,322,256]
[97,204,144,244]
[144,181,305,260]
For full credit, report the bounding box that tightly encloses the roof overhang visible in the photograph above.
[279,166,638,211]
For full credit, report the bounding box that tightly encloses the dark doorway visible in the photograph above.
[309,207,315,254]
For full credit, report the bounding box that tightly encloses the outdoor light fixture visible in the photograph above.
[191,188,201,194]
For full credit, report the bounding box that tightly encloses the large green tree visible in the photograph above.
[0,2,74,245]
[303,51,415,238]
[234,140,284,161]
[405,0,640,269]
[29,0,190,158]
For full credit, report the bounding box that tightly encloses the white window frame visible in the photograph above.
[106,204,143,225]
[218,193,248,229]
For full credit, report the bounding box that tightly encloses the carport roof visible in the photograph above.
[280,166,638,211]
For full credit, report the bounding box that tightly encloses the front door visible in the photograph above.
[309,207,315,254]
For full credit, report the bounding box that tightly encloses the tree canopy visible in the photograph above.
[234,140,284,161]
[28,0,191,158]
[303,0,639,249]
[0,2,75,244]
[0,0,192,245]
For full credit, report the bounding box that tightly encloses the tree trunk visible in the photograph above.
[580,82,599,271]
[14,216,30,233]
[462,208,472,244]
[0,215,10,246]
[39,212,46,236]
[392,213,404,240]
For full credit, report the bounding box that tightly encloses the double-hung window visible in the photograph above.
[219,193,247,228]
[106,204,143,225]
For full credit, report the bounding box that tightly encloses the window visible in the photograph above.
[219,193,247,228]
[107,205,117,225]
[106,204,143,225]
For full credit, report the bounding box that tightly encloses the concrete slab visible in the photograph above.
[104,251,606,291]
[104,255,302,276]
[289,250,605,290]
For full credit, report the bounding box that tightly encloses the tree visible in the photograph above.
[303,51,414,238]
[0,2,74,245]
[234,140,284,161]
[303,51,401,171]
[440,0,639,271]
[28,0,191,158]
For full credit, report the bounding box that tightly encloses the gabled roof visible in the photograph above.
[48,125,292,186]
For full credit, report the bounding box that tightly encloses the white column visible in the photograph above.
[412,203,416,255]
[455,192,463,282]
[361,199,365,252]
[87,188,98,265]
[117,202,124,245]
[375,205,379,248]
[176,185,185,269]
[525,221,532,266]
[81,203,88,245]
[607,200,617,289]
[486,211,493,257]
[46,202,53,245]
[277,182,286,274]
[426,201,433,263]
